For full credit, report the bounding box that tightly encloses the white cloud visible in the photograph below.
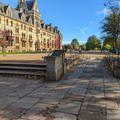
[80,27,88,35]
[96,8,111,15]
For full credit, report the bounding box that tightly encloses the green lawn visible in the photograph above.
[0,51,49,55]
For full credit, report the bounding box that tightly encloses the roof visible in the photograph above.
[0,1,32,24]
[26,0,34,10]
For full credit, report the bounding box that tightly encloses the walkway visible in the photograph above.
[0,56,120,120]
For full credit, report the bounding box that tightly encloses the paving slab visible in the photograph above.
[21,103,56,120]
[78,109,107,120]
[56,100,81,114]
[0,55,120,120]
[50,112,77,120]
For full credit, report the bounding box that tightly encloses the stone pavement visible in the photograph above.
[0,56,120,120]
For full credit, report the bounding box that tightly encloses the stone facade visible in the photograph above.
[0,0,62,52]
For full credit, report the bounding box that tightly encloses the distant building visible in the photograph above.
[0,0,62,52]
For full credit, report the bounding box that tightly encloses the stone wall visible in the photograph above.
[64,54,82,74]
[45,50,82,81]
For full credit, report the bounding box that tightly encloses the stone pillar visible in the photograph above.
[45,54,63,81]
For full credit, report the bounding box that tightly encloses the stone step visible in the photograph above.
[0,66,47,72]
[0,70,46,79]
[0,62,47,68]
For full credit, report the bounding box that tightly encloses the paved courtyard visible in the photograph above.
[0,56,120,120]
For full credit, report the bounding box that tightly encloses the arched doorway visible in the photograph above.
[35,41,40,51]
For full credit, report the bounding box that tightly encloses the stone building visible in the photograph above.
[0,0,62,52]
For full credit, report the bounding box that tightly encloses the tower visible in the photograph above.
[17,0,28,12]
[31,0,41,27]
[17,0,41,26]
[25,0,41,27]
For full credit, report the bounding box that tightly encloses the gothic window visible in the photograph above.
[41,41,42,45]
[22,33,25,39]
[16,37,19,43]
[24,25,26,30]
[8,40,13,46]
[41,34,42,38]
[6,19,8,25]
[29,42,32,47]
[43,32,46,36]
[16,46,19,50]
[47,39,50,48]
[44,39,46,43]
[29,35,32,40]
[10,31,12,36]
[52,40,54,48]
[21,24,23,29]
[15,23,19,33]
[11,21,13,27]
[43,39,46,48]
[22,41,26,47]
[29,27,32,32]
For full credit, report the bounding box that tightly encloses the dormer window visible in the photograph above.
[28,16,32,25]
[21,15,25,21]
[6,6,12,17]
[9,11,11,16]
[19,13,25,22]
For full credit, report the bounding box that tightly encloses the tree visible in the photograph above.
[63,44,73,50]
[80,44,86,50]
[71,38,79,50]
[101,0,120,49]
[86,35,101,50]
[0,30,13,52]
[105,44,112,50]
[102,36,114,48]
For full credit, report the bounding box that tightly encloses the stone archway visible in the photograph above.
[35,40,40,51]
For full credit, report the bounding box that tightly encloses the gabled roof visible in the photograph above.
[0,2,32,24]
[17,0,28,11]
[26,0,34,10]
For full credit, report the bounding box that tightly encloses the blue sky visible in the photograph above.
[1,0,109,45]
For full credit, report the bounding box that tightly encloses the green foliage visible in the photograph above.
[104,44,112,50]
[80,44,86,50]
[86,35,101,50]
[102,36,114,47]
[101,3,120,49]
[94,48,99,50]
[71,38,79,50]
[63,44,73,50]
